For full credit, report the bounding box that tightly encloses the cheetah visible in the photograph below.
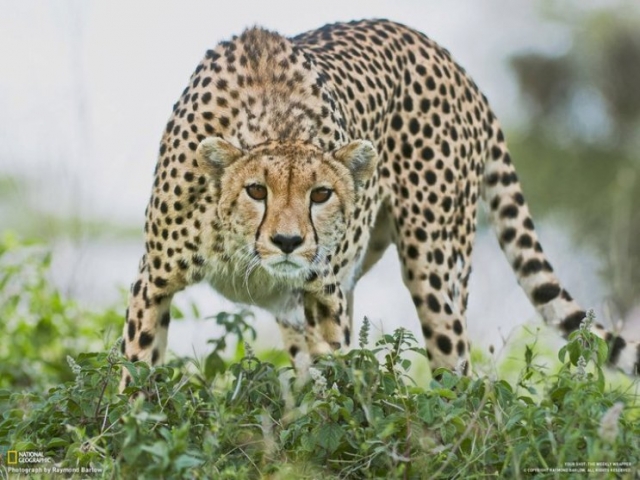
[120,19,639,390]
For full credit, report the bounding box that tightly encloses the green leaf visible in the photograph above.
[558,345,567,363]
[46,437,69,448]
[596,337,608,366]
[170,304,185,320]
[300,433,316,452]
[141,441,169,459]
[434,388,456,400]
[568,341,582,365]
[174,454,204,470]
[315,423,344,453]
[204,351,226,379]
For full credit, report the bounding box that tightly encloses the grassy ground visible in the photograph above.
[1,233,639,479]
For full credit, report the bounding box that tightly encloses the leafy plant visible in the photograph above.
[1,236,638,478]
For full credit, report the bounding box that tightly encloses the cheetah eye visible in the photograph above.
[310,187,332,204]
[246,184,267,201]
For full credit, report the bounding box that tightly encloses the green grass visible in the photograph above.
[0,233,639,479]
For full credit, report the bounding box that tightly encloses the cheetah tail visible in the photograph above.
[481,129,639,375]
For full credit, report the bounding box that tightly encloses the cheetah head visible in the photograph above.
[196,137,377,280]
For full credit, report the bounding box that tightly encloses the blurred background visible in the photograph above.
[1,0,639,361]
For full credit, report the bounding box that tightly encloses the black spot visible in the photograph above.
[520,259,543,276]
[386,137,396,151]
[426,294,441,313]
[608,336,626,366]
[425,171,437,186]
[453,319,463,335]
[500,205,519,219]
[532,283,561,305]
[127,320,136,341]
[517,234,533,248]
[422,324,433,338]
[412,295,423,307]
[132,280,142,297]
[391,115,403,131]
[317,302,331,320]
[215,78,228,90]
[415,227,427,241]
[486,173,499,186]
[344,326,351,346]
[457,340,465,356]
[304,306,316,327]
[152,349,160,364]
[501,228,516,244]
[130,354,138,363]
[403,96,413,112]
[139,331,154,349]
[289,345,300,358]
[421,147,434,161]
[409,118,420,135]
[161,312,171,328]
[523,218,535,230]
[429,273,442,290]
[559,311,586,335]
[436,334,452,354]
[407,245,419,259]
[402,142,413,158]
[513,193,525,205]
[444,168,454,183]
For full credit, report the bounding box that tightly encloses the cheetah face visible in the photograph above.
[197,138,377,281]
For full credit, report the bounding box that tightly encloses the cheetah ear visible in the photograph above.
[196,137,244,171]
[333,140,378,188]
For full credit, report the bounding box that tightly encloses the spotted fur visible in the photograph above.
[120,19,639,390]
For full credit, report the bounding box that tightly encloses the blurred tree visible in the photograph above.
[508,4,640,317]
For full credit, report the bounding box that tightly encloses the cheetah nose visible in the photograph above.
[271,234,304,254]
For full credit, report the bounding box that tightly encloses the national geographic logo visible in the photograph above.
[5,451,18,465]
[0,449,51,465]
[0,447,16,465]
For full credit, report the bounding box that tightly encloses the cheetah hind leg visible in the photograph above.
[399,243,472,376]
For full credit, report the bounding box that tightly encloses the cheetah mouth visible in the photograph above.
[262,257,308,278]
